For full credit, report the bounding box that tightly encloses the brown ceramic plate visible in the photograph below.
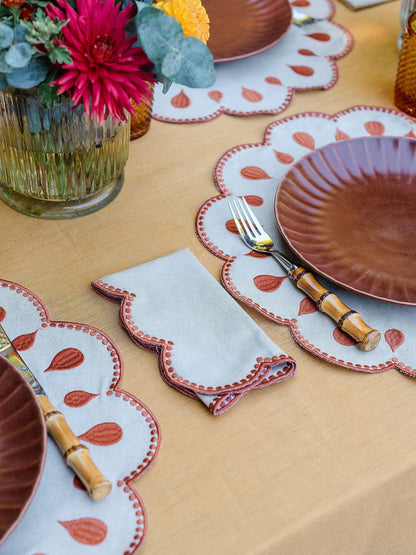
[204,0,292,63]
[275,136,416,306]
[0,355,46,546]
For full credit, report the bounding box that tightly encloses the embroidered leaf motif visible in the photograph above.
[240,166,272,180]
[333,327,355,346]
[306,32,330,42]
[288,65,314,76]
[253,275,286,292]
[78,422,123,445]
[298,49,315,56]
[291,0,310,6]
[265,76,282,85]
[364,121,385,136]
[59,518,107,545]
[274,150,294,164]
[405,129,416,138]
[385,329,405,352]
[64,390,99,407]
[245,251,268,258]
[0,307,5,322]
[298,297,316,316]
[293,131,315,150]
[73,475,86,491]
[336,128,350,141]
[12,330,37,351]
[225,219,239,234]
[171,89,191,108]
[208,90,222,102]
[244,195,263,206]
[44,348,85,372]
[241,87,263,102]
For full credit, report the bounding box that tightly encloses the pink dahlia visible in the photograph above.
[47,0,155,123]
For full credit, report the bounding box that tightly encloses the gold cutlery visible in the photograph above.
[229,197,380,351]
[0,324,112,501]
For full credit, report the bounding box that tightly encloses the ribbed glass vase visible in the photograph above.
[0,87,130,219]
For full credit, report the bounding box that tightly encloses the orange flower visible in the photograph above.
[153,0,210,44]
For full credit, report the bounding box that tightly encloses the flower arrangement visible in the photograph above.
[0,0,215,123]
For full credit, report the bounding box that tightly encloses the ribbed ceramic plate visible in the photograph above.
[275,136,416,306]
[204,0,292,63]
[0,355,46,546]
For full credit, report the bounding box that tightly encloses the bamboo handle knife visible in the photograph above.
[0,324,112,501]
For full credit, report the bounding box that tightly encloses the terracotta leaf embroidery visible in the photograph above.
[298,49,316,56]
[64,390,99,407]
[0,307,5,322]
[73,475,86,490]
[385,329,405,352]
[364,121,385,136]
[44,347,85,372]
[274,150,294,164]
[245,251,268,258]
[171,90,191,108]
[405,129,416,138]
[265,76,282,85]
[244,195,263,206]
[78,422,123,445]
[293,131,315,150]
[253,275,286,292]
[12,330,38,351]
[333,327,355,346]
[335,128,350,141]
[208,90,223,102]
[298,297,317,316]
[59,518,107,545]
[241,87,263,102]
[225,219,239,234]
[306,32,331,42]
[291,0,310,6]
[240,166,272,180]
[288,65,314,76]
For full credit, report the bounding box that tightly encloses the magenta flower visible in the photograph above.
[47,0,155,123]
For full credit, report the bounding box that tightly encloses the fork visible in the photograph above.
[229,197,381,352]
[291,8,322,26]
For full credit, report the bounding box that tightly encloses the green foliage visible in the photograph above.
[135,6,215,91]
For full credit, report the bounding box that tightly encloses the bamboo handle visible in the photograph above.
[291,267,381,351]
[38,395,112,501]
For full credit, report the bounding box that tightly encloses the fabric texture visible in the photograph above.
[92,249,297,414]
[0,281,160,555]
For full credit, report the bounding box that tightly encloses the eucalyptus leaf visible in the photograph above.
[0,53,12,74]
[5,42,33,68]
[6,57,49,88]
[161,49,183,78]
[13,24,27,44]
[172,37,215,88]
[0,23,13,49]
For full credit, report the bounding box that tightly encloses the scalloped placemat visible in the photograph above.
[152,0,353,122]
[0,280,160,555]
[196,106,416,376]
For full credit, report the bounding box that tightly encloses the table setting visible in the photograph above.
[1,0,416,554]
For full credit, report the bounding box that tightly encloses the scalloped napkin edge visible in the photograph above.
[91,249,297,415]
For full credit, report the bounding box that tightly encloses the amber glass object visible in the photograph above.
[130,84,154,140]
[395,12,416,115]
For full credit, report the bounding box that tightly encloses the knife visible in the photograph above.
[0,323,112,501]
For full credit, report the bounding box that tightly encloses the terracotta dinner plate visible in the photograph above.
[0,355,46,546]
[204,0,292,63]
[275,136,416,306]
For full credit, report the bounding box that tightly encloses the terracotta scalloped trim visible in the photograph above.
[91,280,296,398]
[0,279,161,554]
[195,106,416,378]
[152,0,352,124]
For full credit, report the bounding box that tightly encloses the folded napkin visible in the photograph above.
[92,249,297,415]
[0,280,160,555]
